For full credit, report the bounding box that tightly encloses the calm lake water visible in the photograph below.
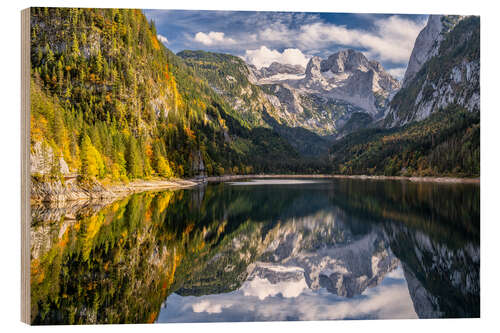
[30,178,480,324]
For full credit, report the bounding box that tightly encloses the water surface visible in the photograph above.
[30,178,480,324]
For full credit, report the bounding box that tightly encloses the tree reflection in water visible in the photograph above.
[30,178,479,324]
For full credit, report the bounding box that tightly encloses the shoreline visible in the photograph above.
[203,174,480,184]
[31,173,479,204]
[106,178,201,194]
[30,178,202,204]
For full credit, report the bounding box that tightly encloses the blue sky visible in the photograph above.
[144,10,428,79]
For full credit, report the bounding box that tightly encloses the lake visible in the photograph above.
[30,178,480,324]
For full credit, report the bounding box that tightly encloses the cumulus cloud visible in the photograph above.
[294,16,426,63]
[194,31,235,46]
[243,46,310,69]
[387,67,406,80]
[241,276,308,300]
[157,34,169,45]
[192,300,231,314]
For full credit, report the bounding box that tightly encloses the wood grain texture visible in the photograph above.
[21,7,31,325]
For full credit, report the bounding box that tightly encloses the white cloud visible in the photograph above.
[258,22,291,42]
[194,31,235,46]
[157,34,169,45]
[241,275,308,300]
[184,15,425,67]
[387,67,406,80]
[192,300,231,314]
[295,16,426,63]
[243,46,310,69]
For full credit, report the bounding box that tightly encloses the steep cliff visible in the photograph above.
[385,16,478,127]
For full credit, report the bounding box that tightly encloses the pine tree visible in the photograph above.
[126,136,142,179]
[156,156,173,178]
[71,32,80,59]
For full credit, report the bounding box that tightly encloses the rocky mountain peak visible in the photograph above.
[369,60,384,72]
[322,49,371,73]
[402,15,464,87]
[385,15,478,127]
[320,49,390,79]
[299,50,400,116]
[250,61,306,81]
[267,62,305,75]
[305,56,323,80]
[402,15,444,87]
[247,49,401,131]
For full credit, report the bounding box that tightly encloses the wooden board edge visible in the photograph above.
[21,7,31,325]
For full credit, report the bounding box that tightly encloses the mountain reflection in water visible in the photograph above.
[30,178,479,324]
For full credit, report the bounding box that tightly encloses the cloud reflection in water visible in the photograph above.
[158,266,417,322]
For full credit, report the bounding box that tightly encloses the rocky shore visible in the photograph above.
[30,177,200,203]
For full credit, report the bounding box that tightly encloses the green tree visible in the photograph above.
[126,136,143,179]
[80,134,105,178]
[71,32,80,59]
[156,156,173,178]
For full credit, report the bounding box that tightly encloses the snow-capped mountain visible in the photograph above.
[246,49,401,138]
[248,62,306,84]
[251,49,400,117]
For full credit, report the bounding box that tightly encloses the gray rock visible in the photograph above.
[385,16,477,127]
[31,141,71,175]
[403,15,444,87]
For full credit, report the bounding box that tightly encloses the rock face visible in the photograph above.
[31,177,115,202]
[31,141,70,175]
[191,150,206,177]
[250,62,305,82]
[385,15,478,127]
[402,15,444,87]
[403,15,464,87]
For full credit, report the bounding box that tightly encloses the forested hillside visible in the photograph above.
[330,105,479,177]
[177,50,271,128]
[30,8,318,182]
